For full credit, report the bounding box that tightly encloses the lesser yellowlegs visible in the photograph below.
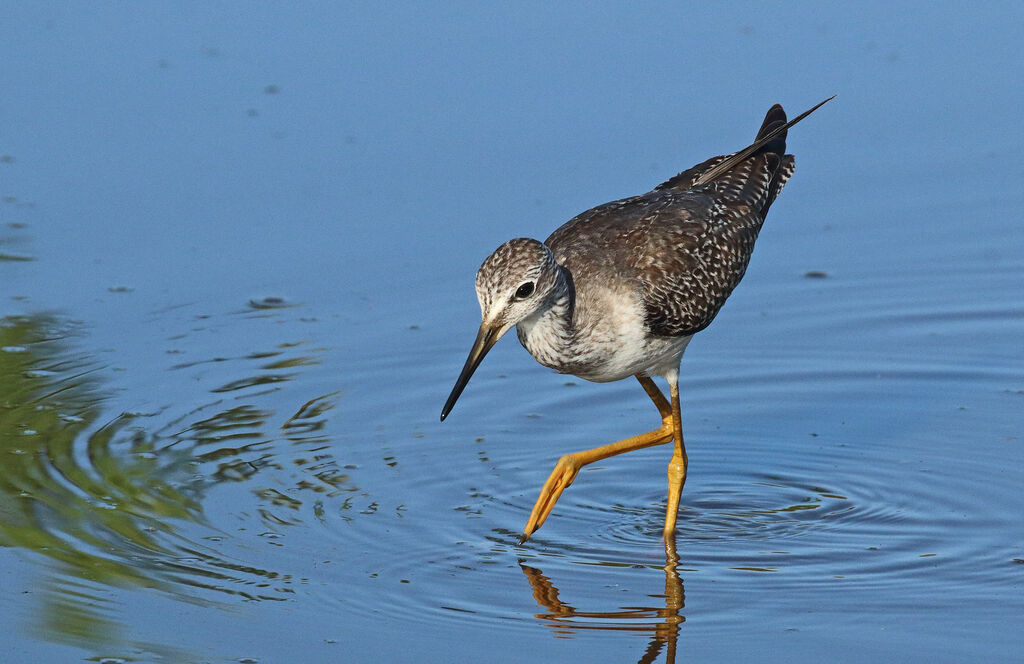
[441,97,832,541]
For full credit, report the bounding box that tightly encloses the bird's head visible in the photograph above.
[475,237,561,333]
[441,238,560,421]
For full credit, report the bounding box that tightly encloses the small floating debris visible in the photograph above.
[108,285,135,293]
[0,253,35,262]
[248,296,296,310]
[804,270,829,279]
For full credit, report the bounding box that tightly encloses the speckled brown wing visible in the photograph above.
[547,101,822,338]
[630,174,780,336]
[634,104,798,337]
[546,194,666,275]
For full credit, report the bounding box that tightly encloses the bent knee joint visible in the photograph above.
[667,458,687,478]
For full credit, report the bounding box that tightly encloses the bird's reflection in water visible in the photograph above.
[520,536,684,664]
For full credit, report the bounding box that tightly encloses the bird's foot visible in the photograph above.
[519,422,677,543]
[520,454,583,542]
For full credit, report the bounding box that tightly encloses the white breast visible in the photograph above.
[517,284,692,383]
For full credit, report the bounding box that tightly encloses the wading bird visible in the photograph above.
[441,97,831,542]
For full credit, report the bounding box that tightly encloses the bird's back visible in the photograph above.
[546,104,797,338]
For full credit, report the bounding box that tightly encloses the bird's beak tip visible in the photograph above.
[440,323,501,424]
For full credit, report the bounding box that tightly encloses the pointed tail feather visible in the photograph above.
[692,95,834,187]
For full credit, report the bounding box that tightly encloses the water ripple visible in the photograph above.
[353,335,1024,633]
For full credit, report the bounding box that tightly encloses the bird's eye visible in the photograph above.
[514,282,535,299]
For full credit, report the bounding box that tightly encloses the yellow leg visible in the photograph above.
[521,374,676,542]
[636,373,671,420]
[662,379,687,538]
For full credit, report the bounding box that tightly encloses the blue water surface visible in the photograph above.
[1,3,1022,663]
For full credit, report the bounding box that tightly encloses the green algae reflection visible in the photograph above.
[0,315,206,591]
[0,314,353,653]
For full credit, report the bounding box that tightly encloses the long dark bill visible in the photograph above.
[440,324,501,421]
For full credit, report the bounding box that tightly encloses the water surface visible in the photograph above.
[2,3,1022,663]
